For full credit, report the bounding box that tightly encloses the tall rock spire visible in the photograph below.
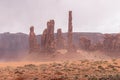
[41,20,56,53]
[29,26,40,53]
[68,11,73,52]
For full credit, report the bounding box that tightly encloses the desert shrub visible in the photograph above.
[112,59,116,62]
[110,74,120,80]
[94,61,103,65]
[39,64,48,71]
[15,76,25,80]
[99,77,108,80]
[113,62,118,65]
[81,60,89,64]
[50,76,68,80]
[24,64,37,70]
[84,74,89,78]
[108,65,114,68]
[97,74,120,80]
[98,66,104,70]
[112,68,117,71]
[102,61,109,65]
[54,71,63,75]
[33,77,39,80]
[50,78,63,80]
[74,75,79,80]
[51,62,58,67]
[88,76,98,80]
[63,61,69,67]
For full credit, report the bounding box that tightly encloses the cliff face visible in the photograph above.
[0,32,29,52]
[0,32,29,60]
[0,32,103,53]
[0,32,112,60]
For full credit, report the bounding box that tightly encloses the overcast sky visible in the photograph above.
[0,0,120,34]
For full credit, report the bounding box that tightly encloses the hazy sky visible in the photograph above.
[0,0,120,34]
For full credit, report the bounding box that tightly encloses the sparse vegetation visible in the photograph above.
[0,59,120,80]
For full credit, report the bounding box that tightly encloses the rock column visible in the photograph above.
[41,29,47,51]
[41,20,56,53]
[68,11,73,52]
[29,26,40,53]
[56,28,64,49]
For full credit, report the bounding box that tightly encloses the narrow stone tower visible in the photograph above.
[68,11,73,52]
[29,26,40,53]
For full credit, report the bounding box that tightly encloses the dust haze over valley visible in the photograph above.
[0,32,118,62]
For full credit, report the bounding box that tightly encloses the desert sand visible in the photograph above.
[0,59,120,80]
[0,50,120,80]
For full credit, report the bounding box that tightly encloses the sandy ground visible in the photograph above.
[0,59,119,80]
[0,50,120,80]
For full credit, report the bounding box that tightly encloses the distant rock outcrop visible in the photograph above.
[79,36,91,50]
[103,33,120,52]
[67,11,76,52]
[29,26,40,53]
[41,29,47,51]
[41,20,56,53]
[56,28,65,49]
[114,34,120,51]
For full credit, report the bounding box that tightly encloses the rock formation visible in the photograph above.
[79,36,91,50]
[41,20,56,53]
[113,34,120,51]
[41,29,47,51]
[103,33,120,52]
[92,42,103,51]
[56,28,65,49]
[29,26,40,53]
[103,34,114,52]
[67,11,74,52]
